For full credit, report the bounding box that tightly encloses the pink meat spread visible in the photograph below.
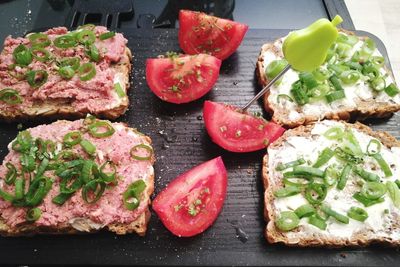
[0,119,153,229]
[0,26,128,114]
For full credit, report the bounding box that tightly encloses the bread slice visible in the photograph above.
[0,27,131,122]
[263,120,400,247]
[256,29,400,128]
[0,118,154,236]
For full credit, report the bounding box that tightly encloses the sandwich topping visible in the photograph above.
[268,120,400,239]
[263,33,400,121]
[0,26,128,114]
[0,117,154,230]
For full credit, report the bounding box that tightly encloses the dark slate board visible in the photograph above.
[0,29,400,266]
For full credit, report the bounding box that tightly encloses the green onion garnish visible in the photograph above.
[13,44,32,66]
[371,153,392,177]
[361,181,386,200]
[58,66,75,79]
[325,90,345,103]
[313,148,334,168]
[63,131,82,147]
[336,163,352,190]
[265,59,288,80]
[99,31,116,40]
[26,70,48,88]
[99,161,117,183]
[77,30,96,45]
[28,33,51,47]
[320,203,349,224]
[353,192,384,207]
[88,121,115,138]
[275,211,300,231]
[347,207,368,222]
[130,144,153,161]
[123,179,146,210]
[57,57,81,70]
[31,47,51,62]
[275,158,305,171]
[291,166,324,178]
[0,88,23,105]
[85,44,100,62]
[82,179,106,204]
[294,204,315,218]
[386,181,400,208]
[340,70,360,84]
[353,166,380,182]
[54,34,77,49]
[25,177,53,206]
[273,186,301,198]
[80,139,96,156]
[114,83,126,98]
[305,183,327,204]
[370,77,386,91]
[77,62,96,81]
[26,207,42,222]
[5,162,17,185]
[308,215,327,230]
[324,127,344,140]
[384,83,399,97]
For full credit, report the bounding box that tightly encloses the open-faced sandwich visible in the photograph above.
[0,25,131,122]
[257,30,400,128]
[0,116,154,236]
[263,120,400,246]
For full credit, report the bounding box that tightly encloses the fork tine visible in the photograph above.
[101,14,109,27]
[76,13,87,27]
[110,13,119,30]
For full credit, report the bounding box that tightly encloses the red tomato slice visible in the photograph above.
[152,157,227,237]
[146,54,221,104]
[178,10,249,60]
[203,101,286,152]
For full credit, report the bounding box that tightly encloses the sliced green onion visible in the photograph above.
[31,47,51,62]
[292,166,324,178]
[13,44,32,66]
[114,83,126,98]
[313,148,334,168]
[26,207,42,222]
[77,62,96,81]
[344,61,363,71]
[273,186,301,198]
[277,94,294,103]
[130,144,153,161]
[347,207,368,222]
[0,88,23,105]
[80,139,96,156]
[99,31,116,40]
[83,114,96,125]
[123,180,146,210]
[361,38,376,57]
[20,153,35,172]
[305,183,327,204]
[395,180,400,189]
[57,57,80,70]
[290,80,308,106]
[386,181,400,208]
[82,179,106,204]
[85,44,100,62]
[99,161,117,183]
[26,70,48,88]
[52,193,73,206]
[337,33,358,46]
[340,70,360,84]
[28,33,51,47]
[384,83,399,97]
[58,66,75,79]
[308,84,330,102]
[323,165,338,187]
[283,176,312,187]
[265,59,288,80]
[276,158,305,171]
[326,90,345,103]
[54,34,77,48]
[295,204,315,218]
[324,127,344,140]
[88,121,115,138]
[361,181,386,200]
[7,64,27,80]
[336,42,352,59]
[60,175,82,194]
[353,166,380,182]
[77,30,96,45]
[299,72,318,89]
[342,129,363,156]
[321,203,349,224]
[275,211,299,231]
[0,187,14,202]
[336,164,352,190]
[25,177,53,206]
[370,77,386,91]
[371,56,385,67]
[5,162,17,185]
[14,178,25,200]
[366,139,381,155]
[353,192,384,207]
[362,62,380,79]
[312,68,330,82]
[329,75,344,91]
[308,215,327,230]
[35,157,49,179]
[80,160,94,184]
[63,131,82,147]
[371,153,392,177]
[328,64,349,75]
[12,130,33,153]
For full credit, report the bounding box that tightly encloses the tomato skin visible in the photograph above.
[146,54,221,104]
[152,157,227,237]
[179,10,249,60]
[203,101,286,152]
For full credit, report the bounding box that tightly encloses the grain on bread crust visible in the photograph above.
[262,121,400,247]
[0,48,132,123]
[256,29,400,128]
[0,120,154,237]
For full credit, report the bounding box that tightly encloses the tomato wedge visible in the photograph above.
[152,157,227,237]
[146,54,221,104]
[203,101,285,152]
[179,10,249,60]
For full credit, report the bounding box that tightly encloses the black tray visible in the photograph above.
[0,29,399,266]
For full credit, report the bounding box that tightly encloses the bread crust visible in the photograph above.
[0,48,132,123]
[0,122,154,237]
[256,29,400,128]
[262,121,400,247]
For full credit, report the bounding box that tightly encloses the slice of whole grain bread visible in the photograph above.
[256,29,400,128]
[263,121,400,247]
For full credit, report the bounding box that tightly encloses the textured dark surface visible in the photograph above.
[0,29,399,266]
